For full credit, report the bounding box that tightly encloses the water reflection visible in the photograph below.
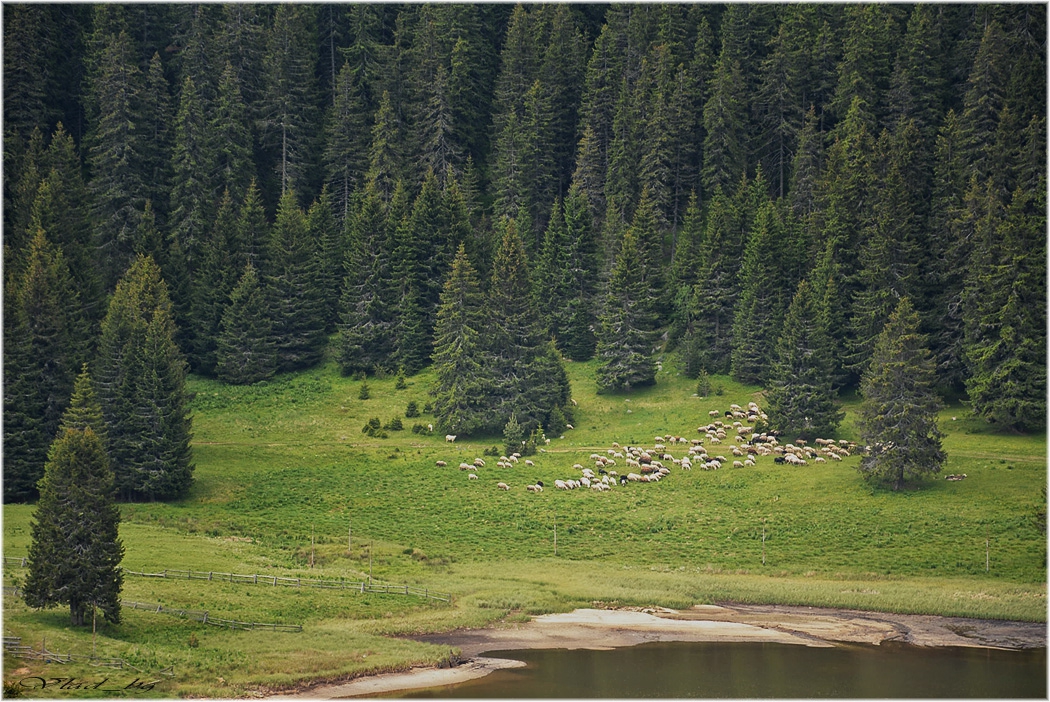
[398,641,1046,698]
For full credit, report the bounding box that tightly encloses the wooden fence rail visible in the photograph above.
[4,589,302,633]
[121,568,451,603]
[121,599,302,632]
[5,560,451,603]
[4,637,130,668]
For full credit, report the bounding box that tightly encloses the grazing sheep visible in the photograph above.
[445,434,457,442]
[732,460,744,468]
[526,481,544,493]
[814,456,826,463]
[554,479,569,490]
[566,423,574,430]
[524,459,535,467]
[573,463,584,471]
[428,424,434,432]
[743,458,755,467]
[508,455,519,463]
[435,460,448,467]
[468,473,478,480]
[459,462,473,470]
[497,482,510,490]
[474,458,486,467]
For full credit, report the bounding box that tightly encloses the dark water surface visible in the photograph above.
[398,641,1046,698]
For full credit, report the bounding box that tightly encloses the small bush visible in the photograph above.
[483,445,501,456]
[384,417,404,431]
[362,417,386,437]
[394,369,407,390]
[423,402,433,414]
[714,383,725,396]
[696,368,711,397]
[405,401,420,418]
[359,381,371,400]
[188,633,199,648]
[411,423,426,434]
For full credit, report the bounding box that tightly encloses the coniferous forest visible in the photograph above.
[4,5,1046,504]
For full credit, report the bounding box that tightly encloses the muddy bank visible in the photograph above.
[268,605,1046,698]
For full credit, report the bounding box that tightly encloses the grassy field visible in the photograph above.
[3,351,1046,697]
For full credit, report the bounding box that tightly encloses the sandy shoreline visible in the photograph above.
[267,604,1047,699]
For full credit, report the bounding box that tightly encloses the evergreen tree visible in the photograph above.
[561,185,599,361]
[431,244,491,435]
[210,62,256,206]
[169,76,213,283]
[766,280,843,440]
[683,186,744,375]
[668,192,704,345]
[339,186,397,375]
[260,4,321,201]
[963,182,1047,432]
[216,263,276,385]
[188,191,239,375]
[308,186,343,331]
[266,189,327,373]
[365,90,404,201]
[61,366,108,440]
[38,124,104,327]
[140,52,174,220]
[23,424,123,627]
[595,227,657,393]
[701,49,748,198]
[731,200,792,385]
[487,218,566,431]
[324,60,371,218]
[857,298,945,490]
[3,231,87,503]
[94,255,194,501]
[85,30,147,289]
[237,179,270,272]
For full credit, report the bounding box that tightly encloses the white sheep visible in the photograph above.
[554,479,569,490]
[435,460,447,467]
[524,459,535,467]
[497,482,510,490]
[445,434,457,442]
[459,462,472,470]
[468,473,478,480]
[474,458,486,467]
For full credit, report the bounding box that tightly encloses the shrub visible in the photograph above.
[394,369,407,390]
[384,417,403,431]
[405,401,420,418]
[358,381,371,400]
[483,445,501,456]
[696,368,712,397]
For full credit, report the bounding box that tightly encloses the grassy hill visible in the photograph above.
[3,353,1045,697]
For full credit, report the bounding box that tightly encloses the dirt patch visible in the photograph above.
[267,605,1045,698]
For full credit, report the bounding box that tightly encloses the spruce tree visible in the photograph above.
[23,424,123,627]
[3,230,87,502]
[766,280,843,440]
[731,201,791,386]
[561,185,599,361]
[595,228,657,393]
[431,244,491,435]
[963,182,1047,432]
[266,189,327,373]
[216,263,276,385]
[487,218,566,431]
[85,29,147,289]
[260,4,321,201]
[339,186,396,374]
[683,186,744,375]
[95,255,194,501]
[308,186,343,331]
[857,298,945,491]
[210,62,256,206]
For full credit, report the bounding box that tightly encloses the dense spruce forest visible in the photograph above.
[4,5,1046,504]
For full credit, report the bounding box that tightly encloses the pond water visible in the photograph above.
[397,641,1046,698]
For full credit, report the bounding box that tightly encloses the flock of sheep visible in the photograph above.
[436,401,860,494]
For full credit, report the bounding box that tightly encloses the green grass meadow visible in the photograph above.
[3,352,1046,697]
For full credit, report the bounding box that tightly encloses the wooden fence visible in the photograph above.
[3,588,302,633]
[121,600,302,632]
[3,636,132,669]
[121,568,452,603]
